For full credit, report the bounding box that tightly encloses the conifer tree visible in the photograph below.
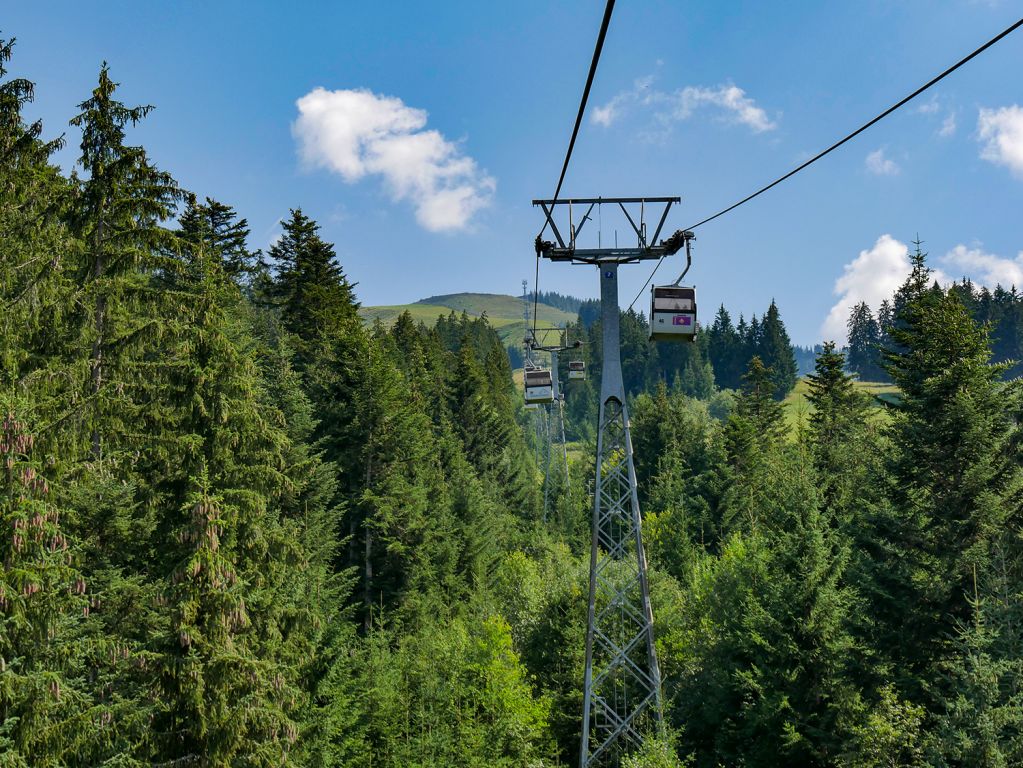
[806,342,873,521]
[268,208,358,372]
[144,240,350,764]
[706,305,743,390]
[678,340,715,400]
[928,586,1023,765]
[846,302,883,381]
[0,402,92,764]
[179,195,260,280]
[866,255,1023,705]
[0,37,75,388]
[68,64,182,458]
[675,449,863,767]
[877,299,894,350]
[758,300,798,399]
[718,357,786,537]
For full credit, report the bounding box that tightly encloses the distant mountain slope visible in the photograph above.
[359,293,578,346]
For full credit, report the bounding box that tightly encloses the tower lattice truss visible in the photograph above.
[582,397,662,767]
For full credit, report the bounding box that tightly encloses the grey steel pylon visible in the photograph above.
[579,262,662,767]
[551,348,571,496]
[532,197,688,767]
[531,337,574,524]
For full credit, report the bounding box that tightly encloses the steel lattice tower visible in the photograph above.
[533,197,689,767]
[534,338,572,523]
[580,261,662,766]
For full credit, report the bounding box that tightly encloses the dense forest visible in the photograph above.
[4,43,1023,767]
[532,290,585,315]
[845,254,1023,383]
[562,299,798,441]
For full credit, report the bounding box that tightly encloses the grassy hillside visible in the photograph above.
[360,292,578,346]
[782,378,899,433]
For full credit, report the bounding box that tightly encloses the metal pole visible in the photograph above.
[559,395,570,491]
[543,403,552,523]
[551,346,571,496]
[580,261,663,767]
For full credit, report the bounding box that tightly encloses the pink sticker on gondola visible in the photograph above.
[672,315,692,326]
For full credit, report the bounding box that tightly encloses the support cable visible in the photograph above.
[626,15,1023,311]
[535,0,617,335]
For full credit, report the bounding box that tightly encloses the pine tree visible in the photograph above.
[866,257,1023,704]
[758,300,798,399]
[267,208,359,372]
[144,243,330,763]
[179,195,261,280]
[68,64,182,459]
[706,304,743,390]
[846,302,883,381]
[0,402,92,764]
[805,342,873,521]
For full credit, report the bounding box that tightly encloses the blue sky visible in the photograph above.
[5,1,1023,344]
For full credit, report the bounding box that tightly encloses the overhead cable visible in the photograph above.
[535,0,617,335]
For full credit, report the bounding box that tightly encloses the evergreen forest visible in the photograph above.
[3,44,1023,768]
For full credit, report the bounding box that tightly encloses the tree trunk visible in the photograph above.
[90,216,104,460]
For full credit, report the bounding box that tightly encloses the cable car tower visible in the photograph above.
[522,281,558,508]
[534,196,692,767]
[528,328,580,521]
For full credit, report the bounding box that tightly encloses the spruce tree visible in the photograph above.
[706,304,742,390]
[675,447,863,767]
[179,195,261,280]
[758,300,798,399]
[146,243,312,763]
[678,339,715,400]
[68,64,182,459]
[867,257,1023,705]
[268,208,358,372]
[805,342,873,521]
[846,302,883,381]
[719,357,786,536]
[0,401,93,764]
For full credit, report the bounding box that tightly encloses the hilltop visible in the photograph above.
[359,292,579,346]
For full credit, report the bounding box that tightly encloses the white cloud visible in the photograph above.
[592,75,653,127]
[591,78,776,133]
[591,102,618,127]
[669,85,777,132]
[293,87,495,232]
[866,148,899,176]
[821,235,951,341]
[917,97,940,115]
[942,244,1023,288]
[977,105,1023,177]
[938,112,957,138]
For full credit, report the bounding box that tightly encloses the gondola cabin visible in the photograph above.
[649,285,697,342]
[568,360,586,380]
[524,368,555,404]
